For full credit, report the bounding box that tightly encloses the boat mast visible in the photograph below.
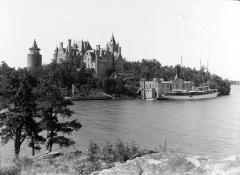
[199,58,205,86]
[207,59,209,73]
[181,55,185,80]
[197,58,201,86]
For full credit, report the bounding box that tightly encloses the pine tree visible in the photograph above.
[37,83,81,152]
[0,63,43,158]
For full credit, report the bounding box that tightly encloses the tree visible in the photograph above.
[116,78,125,94]
[102,78,116,94]
[0,63,43,158]
[38,83,82,152]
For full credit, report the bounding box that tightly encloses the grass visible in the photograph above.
[0,140,158,175]
[82,139,156,174]
[87,139,146,163]
[0,165,21,175]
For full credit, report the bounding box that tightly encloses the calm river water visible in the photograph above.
[1,85,240,162]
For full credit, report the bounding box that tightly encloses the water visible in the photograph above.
[68,85,240,156]
[1,85,240,162]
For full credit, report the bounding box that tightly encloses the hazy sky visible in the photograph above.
[0,0,240,80]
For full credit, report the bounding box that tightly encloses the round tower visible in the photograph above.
[27,39,42,72]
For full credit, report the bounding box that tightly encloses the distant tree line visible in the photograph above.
[122,59,231,96]
[0,62,81,159]
[39,58,230,96]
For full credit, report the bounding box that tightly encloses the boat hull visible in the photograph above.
[163,92,218,100]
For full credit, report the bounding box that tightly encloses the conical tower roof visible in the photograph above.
[110,33,116,45]
[85,41,92,50]
[29,39,40,50]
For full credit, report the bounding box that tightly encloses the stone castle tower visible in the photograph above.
[27,39,42,71]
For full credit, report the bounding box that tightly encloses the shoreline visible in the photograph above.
[2,149,240,175]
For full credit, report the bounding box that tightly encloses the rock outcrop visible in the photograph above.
[92,153,240,175]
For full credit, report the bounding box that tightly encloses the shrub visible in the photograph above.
[88,141,101,162]
[72,159,101,175]
[87,140,142,164]
[114,140,139,162]
[0,165,21,175]
[101,142,117,163]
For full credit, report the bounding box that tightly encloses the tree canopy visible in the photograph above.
[0,62,82,158]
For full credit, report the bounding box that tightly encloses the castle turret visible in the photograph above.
[27,39,42,72]
[109,34,116,53]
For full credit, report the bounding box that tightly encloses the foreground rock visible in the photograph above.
[92,153,240,175]
[2,152,240,174]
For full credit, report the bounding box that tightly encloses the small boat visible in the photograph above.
[162,86,218,100]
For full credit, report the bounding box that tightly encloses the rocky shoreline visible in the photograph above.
[2,151,240,175]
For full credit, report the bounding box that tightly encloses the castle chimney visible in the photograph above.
[95,49,99,77]
[60,42,63,49]
[100,49,103,57]
[106,43,109,51]
[68,39,71,52]
[96,45,100,52]
[73,43,77,49]
[96,45,100,55]
[118,47,121,56]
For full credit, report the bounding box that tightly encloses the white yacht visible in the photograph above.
[162,86,218,100]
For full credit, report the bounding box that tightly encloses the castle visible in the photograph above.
[53,34,124,77]
[27,39,42,72]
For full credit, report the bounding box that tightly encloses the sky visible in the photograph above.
[0,0,240,80]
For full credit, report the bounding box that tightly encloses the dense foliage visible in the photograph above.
[40,60,132,97]
[0,62,42,158]
[122,59,231,95]
[0,62,81,158]
[39,59,230,96]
